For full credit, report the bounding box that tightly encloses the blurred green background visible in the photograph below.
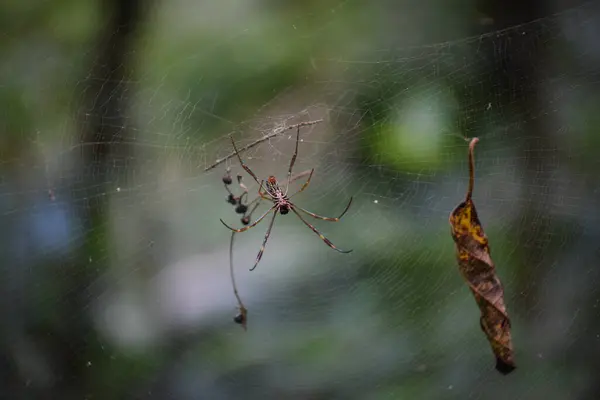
[2,0,600,399]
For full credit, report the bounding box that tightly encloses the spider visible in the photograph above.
[220,126,353,272]
[223,166,320,328]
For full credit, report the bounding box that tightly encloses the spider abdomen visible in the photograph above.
[279,205,290,215]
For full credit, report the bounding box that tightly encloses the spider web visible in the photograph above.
[2,1,600,399]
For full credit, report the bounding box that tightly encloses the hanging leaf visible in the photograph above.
[449,137,515,375]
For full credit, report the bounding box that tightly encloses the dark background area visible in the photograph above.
[1,0,599,399]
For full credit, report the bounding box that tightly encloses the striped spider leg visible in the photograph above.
[220,126,353,274]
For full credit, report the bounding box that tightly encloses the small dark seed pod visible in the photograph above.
[227,194,237,205]
[235,203,248,214]
[222,174,233,185]
[234,313,245,324]
[241,216,250,225]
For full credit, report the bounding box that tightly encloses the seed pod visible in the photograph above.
[222,167,233,185]
[234,310,246,326]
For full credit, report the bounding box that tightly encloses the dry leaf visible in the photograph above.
[449,137,515,374]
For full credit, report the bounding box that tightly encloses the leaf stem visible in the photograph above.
[466,137,479,201]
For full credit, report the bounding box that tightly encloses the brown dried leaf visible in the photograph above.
[449,138,515,375]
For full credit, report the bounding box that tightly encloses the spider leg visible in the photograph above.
[289,168,314,198]
[285,126,301,194]
[230,136,261,186]
[294,197,353,221]
[258,180,272,200]
[221,205,276,232]
[290,207,352,253]
[289,169,313,184]
[250,210,278,271]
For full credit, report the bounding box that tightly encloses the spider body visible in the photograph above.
[221,126,352,271]
[264,176,291,215]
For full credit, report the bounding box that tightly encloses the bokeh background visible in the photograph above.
[2,0,600,399]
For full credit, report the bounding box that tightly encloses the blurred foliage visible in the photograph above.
[2,0,600,399]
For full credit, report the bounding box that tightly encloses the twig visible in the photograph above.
[230,231,247,330]
[203,119,323,172]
